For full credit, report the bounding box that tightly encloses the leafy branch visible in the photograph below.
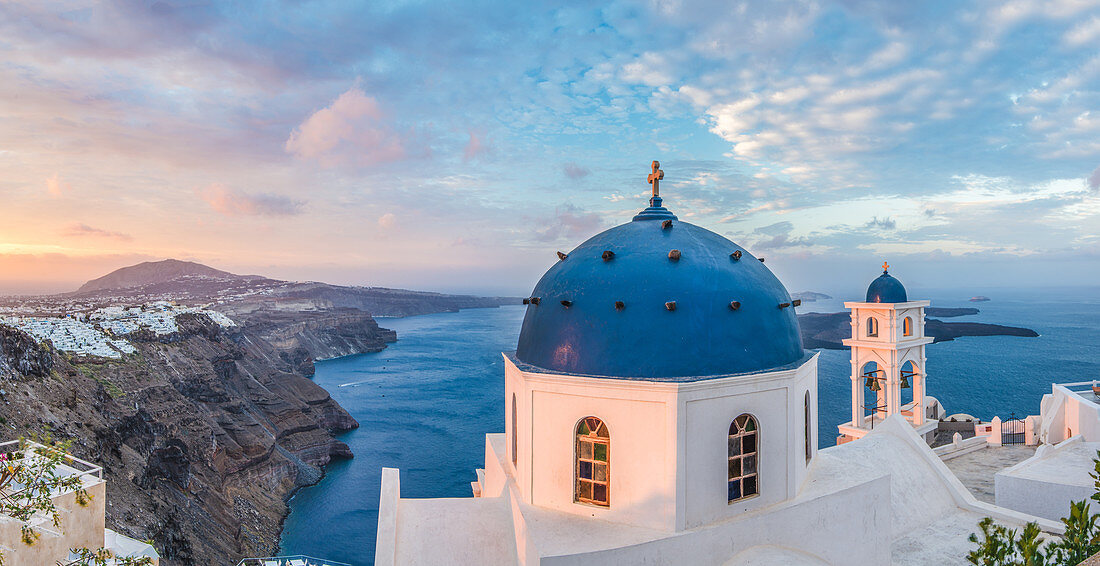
[967,450,1100,566]
[0,436,153,566]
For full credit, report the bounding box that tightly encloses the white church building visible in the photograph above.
[373,164,1063,565]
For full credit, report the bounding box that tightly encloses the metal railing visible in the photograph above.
[237,556,353,566]
[0,439,104,484]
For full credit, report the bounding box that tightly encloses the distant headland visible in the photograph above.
[798,308,1038,350]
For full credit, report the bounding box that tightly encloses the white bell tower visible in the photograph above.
[837,263,935,444]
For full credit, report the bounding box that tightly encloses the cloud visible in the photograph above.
[65,223,133,241]
[378,212,397,229]
[1089,165,1100,190]
[563,163,590,180]
[865,217,897,230]
[621,52,675,87]
[200,184,305,216]
[45,173,70,198]
[532,204,603,242]
[463,130,489,161]
[285,87,409,166]
[749,221,813,250]
[1064,16,1100,46]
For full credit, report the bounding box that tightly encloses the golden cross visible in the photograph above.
[647,160,664,198]
[882,261,890,272]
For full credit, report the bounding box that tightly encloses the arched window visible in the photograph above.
[511,394,518,467]
[728,414,759,502]
[575,417,609,506]
[866,317,879,337]
[804,392,812,463]
[903,317,913,337]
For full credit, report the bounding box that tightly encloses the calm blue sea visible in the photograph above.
[279,287,1100,565]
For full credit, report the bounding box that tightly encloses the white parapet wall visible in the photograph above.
[995,436,1099,521]
[1040,383,1100,444]
[375,468,401,566]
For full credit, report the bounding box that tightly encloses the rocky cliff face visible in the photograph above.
[236,308,397,362]
[0,310,393,565]
[0,325,54,378]
[270,283,521,317]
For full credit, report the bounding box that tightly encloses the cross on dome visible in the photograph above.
[647,160,664,198]
[882,261,890,273]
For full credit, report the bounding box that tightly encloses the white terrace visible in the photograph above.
[0,440,158,566]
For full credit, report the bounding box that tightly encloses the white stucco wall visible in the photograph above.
[996,438,1099,521]
[680,356,818,529]
[0,477,107,566]
[504,353,818,532]
[1039,384,1100,444]
[540,476,889,566]
[507,358,680,531]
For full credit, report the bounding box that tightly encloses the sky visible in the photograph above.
[0,1,1098,297]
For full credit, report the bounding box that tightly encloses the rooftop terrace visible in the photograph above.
[237,556,352,566]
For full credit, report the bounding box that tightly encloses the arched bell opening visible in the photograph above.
[900,360,919,411]
[861,361,885,422]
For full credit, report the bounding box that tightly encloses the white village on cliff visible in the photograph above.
[373,163,1100,566]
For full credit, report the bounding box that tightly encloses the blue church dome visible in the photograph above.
[865,265,907,303]
[515,195,804,380]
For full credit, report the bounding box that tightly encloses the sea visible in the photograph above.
[279,287,1100,566]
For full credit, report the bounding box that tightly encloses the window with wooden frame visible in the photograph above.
[903,316,913,337]
[867,317,879,337]
[575,416,609,507]
[728,414,759,503]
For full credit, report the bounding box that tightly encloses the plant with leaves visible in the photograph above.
[967,518,1050,566]
[1047,501,1100,565]
[0,437,91,554]
[968,450,1100,566]
[61,547,154,565]
[0,437,153,566]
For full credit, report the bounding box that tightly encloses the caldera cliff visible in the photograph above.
[0,308,394,565]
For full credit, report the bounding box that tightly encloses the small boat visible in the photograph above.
[970,296,991,302]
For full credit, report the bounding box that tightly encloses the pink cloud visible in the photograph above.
[563,162,590,179]
[532,204,603,242]
[285,87,409,166]
[200,183,305,216]
[65,223,133,241]
[1089,165,1100,190]
[45,173,70,197]
[464,129,489,161]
